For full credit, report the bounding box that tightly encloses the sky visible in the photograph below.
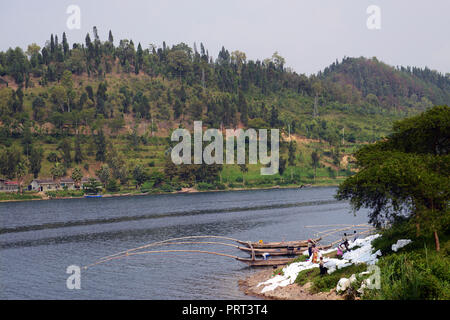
[1,0,449,75]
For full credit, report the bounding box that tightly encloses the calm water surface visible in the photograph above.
[0,187,369,299]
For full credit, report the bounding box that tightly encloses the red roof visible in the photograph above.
[5,181,18,185]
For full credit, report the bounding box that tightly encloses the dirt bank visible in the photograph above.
[238,268,343,300]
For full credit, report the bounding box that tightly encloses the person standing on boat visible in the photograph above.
[307,239,316,258]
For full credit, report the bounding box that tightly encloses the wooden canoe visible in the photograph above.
[236,257,294,267]
[238,243,332,257]
[237,246,307,256]
[236,237,322,249]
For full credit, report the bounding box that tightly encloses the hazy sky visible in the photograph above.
[1,0,449,75]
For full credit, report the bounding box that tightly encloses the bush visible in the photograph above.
[160,183,174,193]
[47,152,59,163]
[215,183,227,190]
[140,181,154,193]
[369,250,450,300]
[46,190,84,198]
[371,220,416,255]
[106,180,120,192]
[197,182,214,191]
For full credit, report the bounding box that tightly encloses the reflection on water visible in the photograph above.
[0,187,369,299]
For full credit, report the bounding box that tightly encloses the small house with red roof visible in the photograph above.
[0,179,19,192]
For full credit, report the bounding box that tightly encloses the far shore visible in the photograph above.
[0,183,341,204]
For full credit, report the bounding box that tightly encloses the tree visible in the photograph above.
[288,141,297,166]
[50,85,67,112]
[29,146,43,178]
[108,116,125,136]
[26,43,41,58]
[238,164,248,184]
[173,99,183,120]
[311,150,320,183]
[83,178,102,195]
[0,147,22,180]
[132,164,147,188]
[238,90,248,126]
[96,164,111,188]
[61,70,73,90]
[278,157,287,177]
[15,160,28,194]
[58,139,72,166]
[94,130,107,162]
[106,179,120,192]
[32,96,45,121]
[336,106,450,251]
[108,30,114,44]
[270,106,279,127]
[74,136,84,164]
[50,162,66,180]
[61,32,69,57]
[71,167,83,188]
[167,48,192,80]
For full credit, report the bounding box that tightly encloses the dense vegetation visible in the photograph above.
[0,27,449,196]
[336,106,449,299]
[365,220,450,300]
[337,106,449,250]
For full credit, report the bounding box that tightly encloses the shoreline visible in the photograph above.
[0,183,340,203]
[238,268,342,300]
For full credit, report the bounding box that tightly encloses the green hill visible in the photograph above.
[0,27,448,197]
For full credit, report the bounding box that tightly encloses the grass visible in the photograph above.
[45,190,84,198]
[364,221,450,300]
[0,192,41,201]
[287,254,308,264]
[295,263,368,294]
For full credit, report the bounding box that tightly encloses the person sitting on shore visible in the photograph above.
[319,257,328,276]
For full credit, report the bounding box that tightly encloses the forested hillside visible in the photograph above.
[0,27,448,197]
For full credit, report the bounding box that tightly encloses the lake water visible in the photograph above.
[0,187,369,299]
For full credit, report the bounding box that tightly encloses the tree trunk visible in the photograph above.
[314,166,317,184]
[434,230,440,252]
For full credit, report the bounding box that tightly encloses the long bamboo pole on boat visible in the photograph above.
[148,241,239,248]
[94,235,244,263]
[304,223,371,229]
[313,225,372,236]
[84,249,240,269]
[318,225,374,239]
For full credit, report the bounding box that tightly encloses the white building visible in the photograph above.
[30,179,60,192]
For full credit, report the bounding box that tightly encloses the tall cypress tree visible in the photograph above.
[108,30,114,44]
[62,32,69,57]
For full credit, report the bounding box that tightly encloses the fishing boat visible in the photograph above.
[237,243,332,257]
[237,246,306,256]
[235,256,295,267]
[237,237,321,249]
